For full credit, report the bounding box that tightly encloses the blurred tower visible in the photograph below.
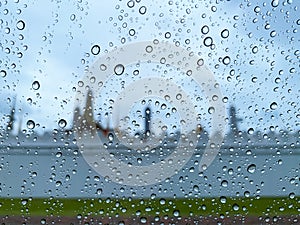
[6,97,16,133]
[229,106,242,135]
[144,107,151,137]
[83,89,94,125]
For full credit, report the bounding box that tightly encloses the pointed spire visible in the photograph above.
[83,89,94,124]
[6,97,16,133]
[229,105,242,135]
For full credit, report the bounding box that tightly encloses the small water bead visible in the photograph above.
[203,37,213,47]
[220,196,227,203]
[232,204,239,211]
[32,81,40,90]
[91,45,100,55]
[247,128,254,135]
[100,64,107,71]
[0,70,7,78]
[129,29,136,36]
[271,0,279,7]
[270,102,278,110]
[58,119,67,128]
[70,14,76,21]
[127,0,135,8]
[165,32,171,39]
[139,6,147,15]
[222,56,231,65]
[16,20,25,30]
[247,164,256,173]
[173,210,180,217]
[254,6,261,13]
[221,180,228,187]
[27,120,35,129]
[114,64,125,75]
[221,29,229,38]
[252,46,258,54]
[145,45,153,53]
[197,58,204,66]
[201,25,209,34]
[140,217,147,224]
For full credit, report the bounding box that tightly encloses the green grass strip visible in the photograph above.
[0,196,299,217]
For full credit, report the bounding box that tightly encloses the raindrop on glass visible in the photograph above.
[91,45,101,55]
[270,102,278,110]
[233,203,239,211]
[16,20,25,30]
[27,120,35,129]
[203,37,213,47]
[114,64,125,75]
[32,81,40,90]
[271,0,279,7]
[139,6,147,15]
[58,119,67,128]
[221,29,229,38]
[247,164,256,173]
[222,56,231,65]
[0,70,7,78]
[201,25,209,34]
[145,45,153,53]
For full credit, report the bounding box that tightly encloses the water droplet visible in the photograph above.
[208,107,215,114]
[31,81,40,90]
[197,58,204,66]
[55,181,62,187]
[127,0,135,8]
[0,70,7,78]
[114,64,125,75]
[247,128,254,135]
[270,102,278,110]
[221,29,229,38]
[221,180,228,187]
[16,20,25,30]
[222,56,231,65]
[91,45,100,55]
[244,191,250,197]
[193,185,199,192]
[96,188,102,195]
[160,198,166,205]
[251,77,258,83]
[27,120,35,129]
[232,203,239,211]
[21,199,28,205]
[40,218,46,224]
[201,25,209,34]
[70,14,76,21]
[139,6,147,15]
[270,30,276,37]
[203,37,213,47]
[145,45,153,53]
[173,210,180,217]
[271,0,279,7]
[220,196,227,203]
[140,217,147,224]
[252,46,258,54]
[58,119,67,128]
[247,164,256,173]
[289,192,295,199]
[100,64,107,71]
[254,6,261,13]
[165,32,171,39]
[129,29,136,36]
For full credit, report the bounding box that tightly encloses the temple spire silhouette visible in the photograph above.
[229,105,242,135]
[6,97,16,133]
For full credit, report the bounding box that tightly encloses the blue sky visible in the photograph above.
[0,0,299,135]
